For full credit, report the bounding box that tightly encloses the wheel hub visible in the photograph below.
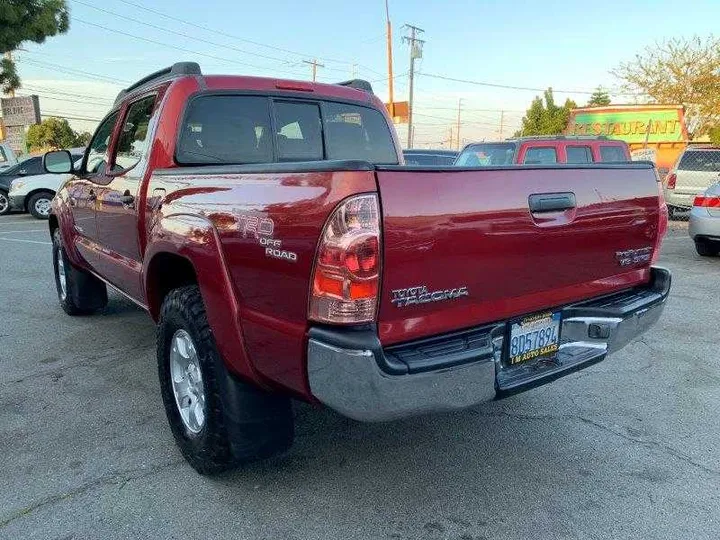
[0,192,8,214]
[170,329,206,434]
[35,198,52,217]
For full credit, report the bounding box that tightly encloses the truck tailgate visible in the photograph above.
[375,164,663,345]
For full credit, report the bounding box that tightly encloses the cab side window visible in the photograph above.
[86,112,119,174]
[114,95,157,172]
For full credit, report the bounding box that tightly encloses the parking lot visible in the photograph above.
[0,214,718,540]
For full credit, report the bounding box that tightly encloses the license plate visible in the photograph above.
[508,311,562,365]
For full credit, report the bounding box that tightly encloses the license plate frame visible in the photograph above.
[506,311,562,366]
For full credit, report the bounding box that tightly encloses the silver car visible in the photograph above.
[688,181,720,257]
[664,147,720,217]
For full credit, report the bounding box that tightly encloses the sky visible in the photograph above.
[10,0,720,148]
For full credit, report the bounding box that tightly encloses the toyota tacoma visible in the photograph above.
[43,62,671,474]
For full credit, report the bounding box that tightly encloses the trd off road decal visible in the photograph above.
[238,215,297,262]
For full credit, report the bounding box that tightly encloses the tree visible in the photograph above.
[0,0,70,93]
[26,117,88,151]
[613,35,720,137]
[586,86,611,107]
[516,88,577,136]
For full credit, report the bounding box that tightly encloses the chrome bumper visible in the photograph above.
[307,267,671,422]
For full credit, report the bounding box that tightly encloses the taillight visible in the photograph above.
[651,180,668,265]
[693,195,720,207]
[309,194,381,324]
[666,173,677,190]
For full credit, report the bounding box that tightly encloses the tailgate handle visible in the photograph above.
[529,192,576,213]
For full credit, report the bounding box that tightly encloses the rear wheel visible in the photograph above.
[157,286,293,474]
[695,238,720,257]
[52,229,108,315]
[0,189,9,216]
[28,191,54,219]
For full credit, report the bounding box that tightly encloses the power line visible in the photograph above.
[418,72,643,96]
[41,111,102,122]
[17,92,110,108]
[113,0,359,67]
[18,58,129,84]
[72,0,353,76]
[20,85,113,104]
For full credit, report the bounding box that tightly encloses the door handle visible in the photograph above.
[88,190,97,201]
[528,192,576,213]
[120,194,135,205]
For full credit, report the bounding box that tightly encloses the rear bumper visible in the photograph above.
[307,267,671,422]
[688,207,720,241]
[8,195,25,211]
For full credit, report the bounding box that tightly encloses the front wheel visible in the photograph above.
[52,229,108,315]
[0,189,9,216]
[28,191,54,219]
[157,286,293,474]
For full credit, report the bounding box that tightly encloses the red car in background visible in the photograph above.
[455,136,631,166]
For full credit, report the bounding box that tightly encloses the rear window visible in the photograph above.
[677,150,720,172]
[455,143,515,166]
[323,102,398,164]
[275,101,323,162]
[177,96,397,165]
[523,146,557,164]
[599,145,627,162]
[566,146,593,163]
[404,153,456,166]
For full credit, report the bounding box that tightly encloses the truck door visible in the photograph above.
[71,111,120,268]
[95,94,157,302]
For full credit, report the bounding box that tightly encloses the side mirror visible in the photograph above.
[43,150,74,174]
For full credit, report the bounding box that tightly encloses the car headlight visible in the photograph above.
[9,180,24,193]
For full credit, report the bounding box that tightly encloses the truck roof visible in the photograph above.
[115,61,376,106]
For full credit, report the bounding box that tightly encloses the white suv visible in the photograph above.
[664,147,720,217]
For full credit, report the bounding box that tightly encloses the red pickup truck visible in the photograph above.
[43,62,671,474]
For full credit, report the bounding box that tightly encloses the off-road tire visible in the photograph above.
[695,239,720,257]
[157,286,294,474]
[52,229,108,315]
[28,191,54,219]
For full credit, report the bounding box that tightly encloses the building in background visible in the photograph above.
[565,104,689,173]
[0,95,41,155]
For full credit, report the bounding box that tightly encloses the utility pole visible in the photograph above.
[499,110,505,139]
[351,63,358,78]
[303,59,324,82]
[4,52,15,97]
[385,0,395,120]
[456,98,463,150]
[403,24,424,148]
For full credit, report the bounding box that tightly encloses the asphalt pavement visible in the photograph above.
[1,214,719,540]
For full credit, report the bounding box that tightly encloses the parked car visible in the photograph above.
[8,154,84,219]
[0,156,47,216]
[663,147,720,217]
[0,142,19,172]
[403,149,458,166]
[44,62,670,474]
[688,182,720,256]
[454,136,631,166]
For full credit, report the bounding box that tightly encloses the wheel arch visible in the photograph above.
[145,251,198,320]
[25,188,56,211]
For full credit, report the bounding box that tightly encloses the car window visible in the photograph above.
[114,95,156,172]
[566,146,593,164]
[177,95,272,165]
[455,143,515,166]
[523,146,557,164]
[274,101,323,162]
[323,102,398,164]
[599,145,626,162]
[405,154,455,166]
[86,112,120,174]
[677,150,720,172]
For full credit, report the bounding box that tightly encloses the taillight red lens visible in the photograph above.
[666,173,677,190]
[309,194,381,324]
[693,195,720,207]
